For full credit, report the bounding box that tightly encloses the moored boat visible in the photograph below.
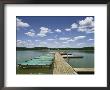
[62,55,83,58]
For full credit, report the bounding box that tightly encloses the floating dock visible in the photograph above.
[74,68,94,74]
[17,52,94,74]
[53,52,77,74]
[18,54,54,68]
[62,55,83,58]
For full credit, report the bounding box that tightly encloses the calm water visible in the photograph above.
[17,50,94,68]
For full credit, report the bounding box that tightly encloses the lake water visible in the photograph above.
[17,50,94,68]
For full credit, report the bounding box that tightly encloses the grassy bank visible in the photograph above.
[16,67,53,74]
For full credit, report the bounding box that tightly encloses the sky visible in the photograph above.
[16,16,94,48]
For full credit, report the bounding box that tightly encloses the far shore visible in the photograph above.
[16,47,94,51]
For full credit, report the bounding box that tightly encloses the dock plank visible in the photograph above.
[53,52,77,74]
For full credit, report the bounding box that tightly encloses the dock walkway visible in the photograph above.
[53,52,77,74]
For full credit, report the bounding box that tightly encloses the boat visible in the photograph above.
[60,53,72,55]
[62,55,83,58]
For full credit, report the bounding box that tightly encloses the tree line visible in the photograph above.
[16,47,94,50]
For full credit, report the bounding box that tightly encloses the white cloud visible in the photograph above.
[78,17,94,33]
[37,27,51,37]
[40,42,47,44]
[79,17,94,27]
[64,17,94,34]
[17,39,35,47]
[17,40,22,43]
[77,43,85,46]
[27,40,31,42]
[26,43,34,47]
[55,35,58,39]
[62,45,66,47]
[65,36,86,43]
[40,27,49,33]
[30,29,35,32]
[65,28,71,31]
[17,40,26,44]
[62,41,69,43]
[39,42,47,47]
[25,32,35,37]
[59,37,70,40]
[88,39,94,41]
[55,29,61,32]
[54,41,58,44]
[86,28,94,33]
[68,39,75,42]
[16,18,30,28]
[47,39,55,41]
[35,40,40,42]
[37,33,46,37]
[48,29,54,33]
[71,23,78,29]
[78,27,94,33]
[74,36,86,40]
[78,27,87,32]
[17,40,26,47]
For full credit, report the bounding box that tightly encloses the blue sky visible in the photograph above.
[16,16,94,48]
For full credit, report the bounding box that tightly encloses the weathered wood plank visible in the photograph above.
[53,52,77,74]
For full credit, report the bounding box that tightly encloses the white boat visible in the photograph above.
[62,55,83,58]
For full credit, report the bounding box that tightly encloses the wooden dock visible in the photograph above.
[53,52,77,74]
[74,68,94,74]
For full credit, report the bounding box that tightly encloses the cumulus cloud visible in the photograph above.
[74,36,86,40]
[27,40,31,42]
[16,18,30,28]
[59,37,70,40]
[55,29,61,32]
[35,40,40,42]
[47,39,55,41]
[62,41,69,43]
[88,38,94,41]
[78,17,94,33]
[40,27,49,33]
[39,42,47,47]
[65,36,86,43]
[79,17,94,27]
[62,45,67,47]
[17,39,35,47]
[37,27,51,37]
[25,31,35,37]
[86,28,94,33]
[78,27,94,33]
[71,23,78,29]
[65,28,71,31]
[37,33,46,37]
[67,39,75,42]
[65,17,94,34]
[30,29,35,32]
[17,40,22,43]
[77,43,85,46]
[17,40,26,47]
